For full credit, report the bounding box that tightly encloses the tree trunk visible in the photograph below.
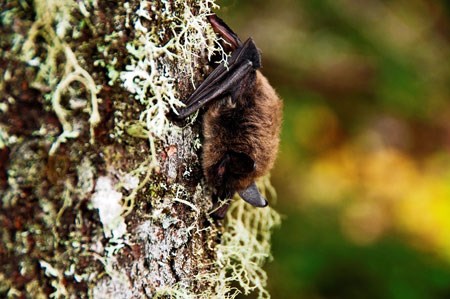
[0,1,280,298]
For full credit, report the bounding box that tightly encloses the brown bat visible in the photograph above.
[175,14,283,218]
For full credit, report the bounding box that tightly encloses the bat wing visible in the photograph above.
[175,38,261,119]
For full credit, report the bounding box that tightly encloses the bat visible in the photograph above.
[174,14,283,218]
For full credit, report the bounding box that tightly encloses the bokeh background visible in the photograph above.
[219,0,450,298]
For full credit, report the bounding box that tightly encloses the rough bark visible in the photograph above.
[0,1,279,298]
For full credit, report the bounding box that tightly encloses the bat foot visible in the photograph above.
[210,196,231,219]
[167,109,193,127]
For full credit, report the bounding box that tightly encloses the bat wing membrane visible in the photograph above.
[176,38,261,119]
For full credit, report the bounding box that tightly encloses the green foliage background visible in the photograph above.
[219,0,450,298]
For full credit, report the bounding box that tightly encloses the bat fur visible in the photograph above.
[174,14,283,218]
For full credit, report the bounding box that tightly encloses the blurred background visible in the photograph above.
[219,0,450,298]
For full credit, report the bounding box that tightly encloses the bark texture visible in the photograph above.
[0,0,221,297]
[1,1,280,298]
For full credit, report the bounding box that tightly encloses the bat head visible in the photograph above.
[212,150,268,207]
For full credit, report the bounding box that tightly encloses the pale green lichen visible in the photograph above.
[39,260,69,298]
[119,0,224,166]
[21,0,101,155]
[0,98,19,149]
[1,1,105,296]
[91,176,127,239]
[0,125,14,149]
[217,180,281,298]
[117,1,281,297]
[204,177,281,299]
[151,177,281,299]
[3,0,281,296]
[121,157,154,217]
[94,32,121,86]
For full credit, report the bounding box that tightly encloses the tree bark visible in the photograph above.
[0,1,280,298]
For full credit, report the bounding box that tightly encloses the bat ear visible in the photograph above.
[228,151,255,175]
[207,14,242,49]
[238,182,268,207]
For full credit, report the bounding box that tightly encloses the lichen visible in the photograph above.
[194,177,281,299]
[118,0,225,166]
[1,1,106,297]
[216,177,281,298]
[20,0,100,155]
[109,0,281,297]
[91,176,127,239]
[1,0,281,297]
[148,177,281,299]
